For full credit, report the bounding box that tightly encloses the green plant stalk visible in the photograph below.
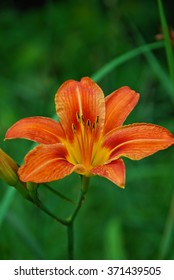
[67,223,74,260]
[157,0,174,89]
[66,192,86,259]
[39,177,88,259]
[43,183,75,204]
[38,203,69,226]
[66,176,89,259]
[39,191,86,259]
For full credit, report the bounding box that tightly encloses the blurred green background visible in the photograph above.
[0,0,174,260]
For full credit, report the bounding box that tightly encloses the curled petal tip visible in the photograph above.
[119,184,125,189]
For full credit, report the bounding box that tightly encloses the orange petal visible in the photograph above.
[5,117,65,144]
[104,86,139,133]
[104,123,174,160]
[55,77,105,141]
[18,143,85,183]
[91,159,125,188]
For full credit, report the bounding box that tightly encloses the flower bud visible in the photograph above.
[0,148,19,186]
[0,149,39,203]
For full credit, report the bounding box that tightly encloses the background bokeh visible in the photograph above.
[0,0,174,260]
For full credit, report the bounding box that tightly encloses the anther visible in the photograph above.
[86,119,91,128]
[72,123,76,133]
[81,115,85,125]
[96,116,99,124]
[92,123,96,130]
[76,112,81,122]
[92,116,99,131]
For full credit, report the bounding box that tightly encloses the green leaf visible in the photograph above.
[132,24,174,102]
[92,42,164,82]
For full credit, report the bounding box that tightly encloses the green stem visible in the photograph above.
[43,183,74,204]
[38,203,68,226]
[81,176,90,194]
[67,223,74,260]
[66,192,85,259]
[36,177,90,259]
[66,176,90,259]
[69,191,85,223]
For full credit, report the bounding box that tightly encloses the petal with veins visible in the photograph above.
[18,143,85,183]
[103,123,174,160]
[91,159,125,188]
[104,86,139,133]
[5,117,65,144]
[55,77,105,141]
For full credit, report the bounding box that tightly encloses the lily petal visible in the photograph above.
[18,143,86,183]
[104,86,139,133]
[55,77,105,141]
[5,117,65,144]
[104,123,174,160]
[91,159,125,188]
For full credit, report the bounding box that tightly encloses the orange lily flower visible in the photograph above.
[5,77,174,188]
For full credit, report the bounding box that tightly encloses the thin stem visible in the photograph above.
[67,223,74,260]
[81,176,90,194]
[37,177,90,259]
[69,191,85,223]
[66,191,85,259]
[38,203,69,226]
[66,176,90,259]
[43,183,75,204]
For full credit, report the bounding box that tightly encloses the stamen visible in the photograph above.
[81,115,85,125]
[76,112,81,122]
[72,123,76,133]
[92,116,99,131]
[92,123,96,130]
[86,119,91,128]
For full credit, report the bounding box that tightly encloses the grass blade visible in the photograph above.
[92,41,164,82]
[132,25,174,103]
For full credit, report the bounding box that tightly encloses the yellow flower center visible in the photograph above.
[64,112,110,174]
